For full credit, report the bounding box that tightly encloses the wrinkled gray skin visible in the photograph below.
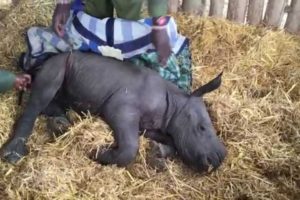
[0,51,227,172]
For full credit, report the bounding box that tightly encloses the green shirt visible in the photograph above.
[57,0,168,20]
[0,70,16,93]
[148,0,168,17]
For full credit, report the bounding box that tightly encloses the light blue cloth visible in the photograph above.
[26,10,188,60]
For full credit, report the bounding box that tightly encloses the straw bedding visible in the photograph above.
[0,1,299,199]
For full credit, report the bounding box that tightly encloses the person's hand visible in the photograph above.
[52,3,71,37]
[14,74,31,91]
[151,17,172,67]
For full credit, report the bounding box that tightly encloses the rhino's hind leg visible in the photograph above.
[0,59,66,164]
[41,98,67,117]
[144,130,175,147]
[92,106,140,167]
[42,100,71,137]
[0,89,60,164]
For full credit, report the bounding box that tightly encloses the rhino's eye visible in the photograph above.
[199,125,205,131]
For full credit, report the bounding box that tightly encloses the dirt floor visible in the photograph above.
[0,0,299,199]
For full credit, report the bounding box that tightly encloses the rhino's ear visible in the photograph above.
[192,72,223,97]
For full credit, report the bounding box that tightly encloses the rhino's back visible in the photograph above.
[62,51,169,116]
[69,51,161,86]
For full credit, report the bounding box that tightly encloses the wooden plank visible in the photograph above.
[263,0,287,27]
[227,0,249,23]
[168,0,180,13]
[285,0,300,33]
[209,0,225,18]
[182,0,206,16]
[247,0,264,25]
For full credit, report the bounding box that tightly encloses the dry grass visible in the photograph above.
[0,0,300,199]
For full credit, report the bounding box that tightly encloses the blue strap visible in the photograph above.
[176,39,189,56]
[106,18,115,47]
[114,34,151,53]
[72,15,107,46]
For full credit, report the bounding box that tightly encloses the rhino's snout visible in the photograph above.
[201,141,227,172]
[179,136,227,173]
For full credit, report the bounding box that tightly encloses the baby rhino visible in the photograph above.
[1,51,227,173]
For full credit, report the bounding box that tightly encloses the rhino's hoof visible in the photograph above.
[0,138,28,164]
[89,145,136,167]
[146,141,177,172]
[47,116,71,137]
[89,147,111,164]
[2,151,24,164]
[149,141,176,158]
[146,156,168,172]
[95,149,113,165]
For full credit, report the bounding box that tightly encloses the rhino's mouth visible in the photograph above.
[177,139,227,173]
[205,151,226,172]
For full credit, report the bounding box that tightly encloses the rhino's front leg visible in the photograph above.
[93,106,140,167]
[144,130,175,147]
[144,130,177,171]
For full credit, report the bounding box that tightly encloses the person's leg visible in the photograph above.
[85,0,114,19]
[112,0,143,20]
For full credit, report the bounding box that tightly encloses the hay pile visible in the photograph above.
[0,1,299,199]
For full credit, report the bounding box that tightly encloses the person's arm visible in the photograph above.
[0,70,31,93]
[147,0,171,67]
[0,70,16,93]
[53,0,74,37]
